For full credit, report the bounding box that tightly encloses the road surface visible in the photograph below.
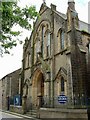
[0,111,22,119]
[0,111,39,120]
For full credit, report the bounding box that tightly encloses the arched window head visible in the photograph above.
[61,77,64,92]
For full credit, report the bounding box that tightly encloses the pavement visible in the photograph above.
[0,109,40,120]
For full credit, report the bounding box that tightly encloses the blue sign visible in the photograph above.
[58,94,67,104]
[14,95,21,106]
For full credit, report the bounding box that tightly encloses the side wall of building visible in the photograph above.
[1,69,21,110]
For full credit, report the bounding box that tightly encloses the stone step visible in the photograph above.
[26,113,37,118]
[26,110,37,118]
[28,110,37,113]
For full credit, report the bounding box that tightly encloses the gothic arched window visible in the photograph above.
[41,26,45,57]
[60,30,64,49]
[47,32,51,56]
[61,77,64,92]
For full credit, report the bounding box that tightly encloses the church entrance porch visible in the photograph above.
[32,69,44,109]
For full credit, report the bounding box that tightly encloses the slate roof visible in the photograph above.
[54,8,90,33]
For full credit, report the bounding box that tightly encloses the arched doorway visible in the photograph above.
[32,69,44,108]
[37,73,44,107]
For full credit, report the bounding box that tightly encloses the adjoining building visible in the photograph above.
[21,0,90,118]
[0,79,2,110]
[0,68,21,111]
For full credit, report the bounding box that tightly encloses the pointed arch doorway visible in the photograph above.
[32,69,44,108]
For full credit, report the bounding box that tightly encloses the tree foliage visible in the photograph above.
[0,1,38,55]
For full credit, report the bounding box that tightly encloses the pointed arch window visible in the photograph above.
[57,28,65,51]
[36,40,41,54]
[60,30,64,49]
[61,77,64,92]
[41,26,45,57]
[25,53,30,68]
[47,32,51,56]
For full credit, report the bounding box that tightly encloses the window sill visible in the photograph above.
[60,48,67,54]
[54,48,67,56]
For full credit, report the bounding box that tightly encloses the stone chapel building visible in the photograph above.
[21,0,90,113]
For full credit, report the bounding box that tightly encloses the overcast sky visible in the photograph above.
[0,0,90,79]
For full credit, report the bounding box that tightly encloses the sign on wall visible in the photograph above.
[14,95,21,106]
[58,94,67,104]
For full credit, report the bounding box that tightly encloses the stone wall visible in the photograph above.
[10,105,23,114]
[1,68,21,110]
[38,108,88,119]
